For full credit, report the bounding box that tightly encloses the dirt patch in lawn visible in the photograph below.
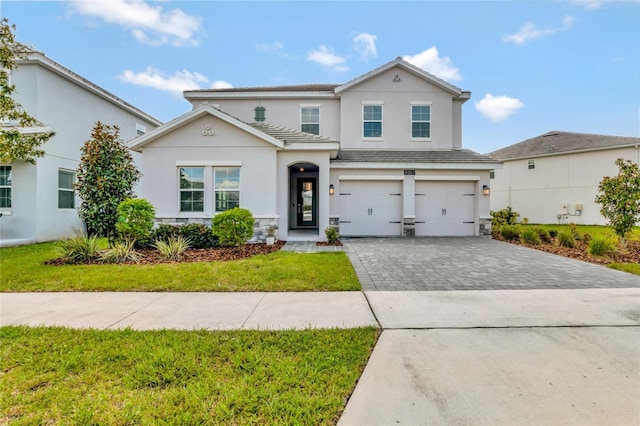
[495,237,640,265]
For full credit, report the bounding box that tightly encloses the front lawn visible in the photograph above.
[0,242,361,292]
[0,326,379,425]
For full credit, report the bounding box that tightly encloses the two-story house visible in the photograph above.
[0,52,161,246]
[129,57,501,241]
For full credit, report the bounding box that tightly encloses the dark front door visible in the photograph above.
[297,178,317,227]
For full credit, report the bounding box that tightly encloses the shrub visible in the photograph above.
[325,227,339,244]
[588,236,617,257]
[151,224,181,243]
[100,240,140,263]
[520,228,541,245]
[568,223,582,240]
[532,227,552,243]
[179,223,218,249]
[116,198,156,242]
[58,234,101,263]
[212,208,254,247]
[548,229,558,238]
[499,225,520,241]
[557,231,576,248]
[490,207,520,229]
[154,236,191,261]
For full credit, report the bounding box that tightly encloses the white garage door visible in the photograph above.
[339,180,402,236]
[415,181,476,236]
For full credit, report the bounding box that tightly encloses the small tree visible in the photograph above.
[76,122,140,242]
[595,158,640,243]
[0,18,54,164]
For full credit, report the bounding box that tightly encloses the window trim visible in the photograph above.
[0,165,12,210]
[410,102,432,141]
[214,167,241,213]
[57,168,76,210]
[362,101,384,140]
[300,104,320,135]
[528,160,535,170]
[178,166,205,213]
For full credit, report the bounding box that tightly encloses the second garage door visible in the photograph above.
[415,181,476,236]
[339,180,402,236]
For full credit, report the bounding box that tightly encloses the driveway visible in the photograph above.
[344,237,640,291]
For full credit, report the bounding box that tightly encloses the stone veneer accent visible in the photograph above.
[479,217,492,236]
[403,217,415,237]
[154,217,279,243]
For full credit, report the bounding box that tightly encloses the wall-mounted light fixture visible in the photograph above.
[482,185,490,196]
[329,184,335,195]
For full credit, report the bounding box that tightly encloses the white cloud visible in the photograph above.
[503,16,574,45]
[211,80,233,89]
[475,94,524,122]
[402,47,462,81]
[353,33,377,61]
[70,0,202,47]
[569,0,604,10]
[119,67,225,94]
[307,45,349,71]
[256,41,291,58]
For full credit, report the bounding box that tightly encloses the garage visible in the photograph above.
[339,180,402,236]
[415,181,476,236]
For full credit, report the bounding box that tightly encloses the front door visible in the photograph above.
[297,178,317,227]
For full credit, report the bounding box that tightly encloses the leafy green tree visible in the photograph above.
[0,18,54,164]
[595,158,640,243]
[76,122,140,242]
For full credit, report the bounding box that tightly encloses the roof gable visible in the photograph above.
[128,104,284,151]
[335,57,464,96]
[489,131,640,161]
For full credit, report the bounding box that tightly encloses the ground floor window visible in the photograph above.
[179,167,205,212]
[215,167,240,212]
[58,169,76,209]
[0,166,11,208]
[178,166,240,213]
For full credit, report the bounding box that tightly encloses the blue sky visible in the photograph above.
[2,0,639,153]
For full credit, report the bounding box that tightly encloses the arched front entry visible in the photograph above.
[288,163,319,234]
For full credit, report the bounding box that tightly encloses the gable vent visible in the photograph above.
[255,106,266,122]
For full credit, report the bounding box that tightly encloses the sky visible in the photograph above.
[2,0,639,154]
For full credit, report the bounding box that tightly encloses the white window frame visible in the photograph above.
[528,160,535,170]
[410,102,432,141]
[179,167,205,213]
[214,167,240,213]
[136,123,146,136]
[362,101,383,140]
[300,104,320,135]
[0,165,11,210]
[58,169,76,209]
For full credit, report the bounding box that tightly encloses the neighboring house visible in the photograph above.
[129,57,501,241]
[488,131,640,225]
[0,52,161,246]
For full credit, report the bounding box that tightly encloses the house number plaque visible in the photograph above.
[404,170,415,175]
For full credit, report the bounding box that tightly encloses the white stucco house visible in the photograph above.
[0,52,161,246]
[488,131,640,225]
[129,57,501,241]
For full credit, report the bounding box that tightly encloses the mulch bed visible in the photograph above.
[494,236,640,265]
[46,241,286,266]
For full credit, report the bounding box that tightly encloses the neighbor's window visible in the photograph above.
[0,165,11,208]
[363,104,382,138]
[58,169,75,209]
[301,107,320,135]
[490,171,495,179]
[215,167,240,212]
[411,105,431,138]
[179,167,204,212]
[528,160,535,170]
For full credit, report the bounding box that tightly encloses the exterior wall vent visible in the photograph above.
[254,106,266,122]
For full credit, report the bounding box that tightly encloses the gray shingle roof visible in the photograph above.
[185,84,339,94]
[332,149,499,164]
[488,131,640,161]
[248,122,339,145]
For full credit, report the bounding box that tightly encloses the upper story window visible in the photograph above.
[528,160,535,170]
[490,171,495,179]
[0,166,11,209]
[300,106,320,135]
[363,104,383,139]
[136,124,146,136]
[58,169,76,209]
[179,167,205,212]
[411,104,431,139]
[215,167,240,212]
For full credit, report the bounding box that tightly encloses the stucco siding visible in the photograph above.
[490,147,638,224]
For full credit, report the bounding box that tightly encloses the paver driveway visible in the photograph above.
[344,237,640,291]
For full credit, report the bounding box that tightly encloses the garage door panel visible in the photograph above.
[416,181,475,236]
[340,181,402,236]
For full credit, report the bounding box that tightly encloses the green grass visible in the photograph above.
[0,326,379,425]
[524,224,640,241]
[609,263,640,275]
[0,242,361,292]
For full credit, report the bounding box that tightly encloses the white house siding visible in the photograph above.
[1,57,159,243]
[339,69,454,151]
[140,115,278,224]
[490,147,638,224]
